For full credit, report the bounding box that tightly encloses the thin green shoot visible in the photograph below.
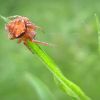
[95,14,100,53]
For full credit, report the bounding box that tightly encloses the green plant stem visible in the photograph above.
[26,41,91,100]
[95,14,100,53]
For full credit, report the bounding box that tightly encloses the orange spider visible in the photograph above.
[5,15,48,46]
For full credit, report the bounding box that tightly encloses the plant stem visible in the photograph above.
[95,14,100,53]
[26,41,91,100]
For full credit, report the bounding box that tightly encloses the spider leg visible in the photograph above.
[7,15,20,20]
[18,38,23,43]
[32,39,48,46]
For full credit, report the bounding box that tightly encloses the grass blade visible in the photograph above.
[26,41,91,100]
[25,73,55,100]
[95,14,100,53]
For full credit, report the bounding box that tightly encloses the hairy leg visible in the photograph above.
[32,39,48,46]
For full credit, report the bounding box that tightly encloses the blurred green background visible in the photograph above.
[0,0,99,100]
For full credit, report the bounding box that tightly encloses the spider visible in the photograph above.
[5,15,48,46]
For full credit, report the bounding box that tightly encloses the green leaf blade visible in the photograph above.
[27,41,91,100]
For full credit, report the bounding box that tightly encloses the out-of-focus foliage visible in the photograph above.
[0,0,99,100]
